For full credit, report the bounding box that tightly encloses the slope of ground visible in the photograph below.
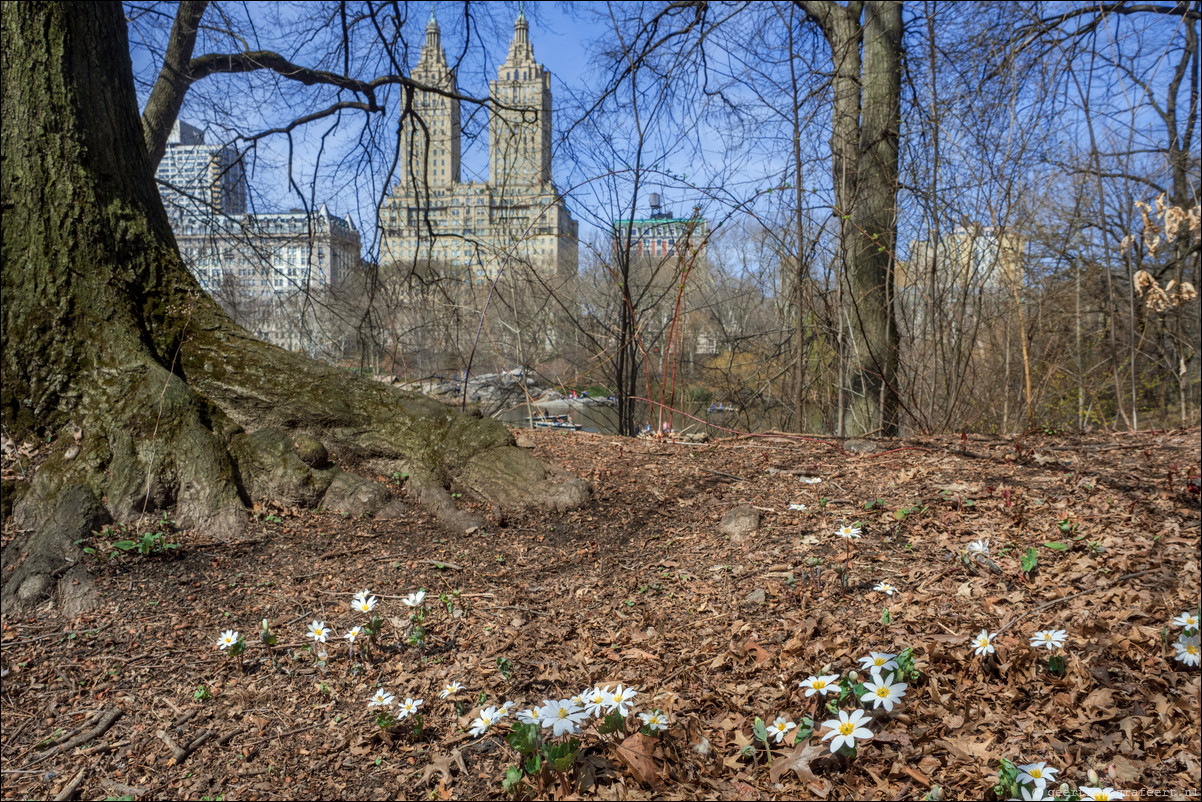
[2,428,1199,801]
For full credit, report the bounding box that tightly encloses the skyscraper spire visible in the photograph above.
[506,3,534,63]
[425,7,440,50]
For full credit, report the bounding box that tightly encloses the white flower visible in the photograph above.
[352,594,378,614]
[820,708,873,753]
[800,476,822,484]
[499,701,514,717]
[860,671,907,712]
[873,581,898,596]
[397,697,423,718]
[638,709,669,732]
[858,652,899,673]
[607,684,638,716]
[1029,629,1067,650]
[368,689,395,708]
[307,620,330,643]
[570,690,587,706]
[973,630,996,657]
[1079,788,1124,801]
[516,706,544,726]
[1009,786,1054,801]
[439,681,462,699]
[344,626,363,643]
[768,715,796,743]
[217,630,240,650]
[469,705,500,737]
[964,538,990,556]
[789,503,807,511]
[799,674,841,697]
[836,524,862,539]
[1016,761,1059,788]
[401,591,426,607]
[1174,634,1200,667]
[584,685,612,717]
[542,699,586,737]
[1172,611,1199,630]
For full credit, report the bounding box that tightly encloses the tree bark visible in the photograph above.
[1,1,586,614]
[797,0,902,436]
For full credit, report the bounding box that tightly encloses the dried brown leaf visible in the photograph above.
[769,742,831,797]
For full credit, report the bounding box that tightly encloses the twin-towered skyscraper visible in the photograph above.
[381,9,579,279]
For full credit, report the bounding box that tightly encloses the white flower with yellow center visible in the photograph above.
[799,674,840,697]
[1172,611,1199,631]
[516,706,544,726]
[1016,761,1058,789]
[1078,788,1124,801]
[401,590,426,608]
[584,685,612,717]
[352,594,378,614]
[397,697,423,718]
[836,524,862,539]
[439,681,462,699]
[973,630,996,657]
[768,716,796,743]
[344,626,363,643]
[1029,629,1067,650]
[789,503,807,511]
[800,476,822,484]
[1174,634,1200,667]
[368,689,395,708]
[858,652,898,673]
[819,708,873,753]
[873,581,898,596]
[307,620,330,643]
[860,671,907,712]
[638,710,669,732]
[607,684,638,716]
[542,699,586,737]
[469,706,500,737]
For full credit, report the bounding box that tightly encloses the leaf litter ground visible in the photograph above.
[2,428,1199,801]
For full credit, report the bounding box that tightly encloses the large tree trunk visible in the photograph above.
[1,1,586,615]
[798,0,902,436]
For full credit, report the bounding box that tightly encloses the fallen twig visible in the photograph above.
[27,709,122,766]
[696,467,746,482]
[78,739,128,756]
[318,546,370,561]
[158,728,214,765]
[52,766,86,802]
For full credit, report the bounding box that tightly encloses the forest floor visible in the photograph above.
[2,427,1200,801]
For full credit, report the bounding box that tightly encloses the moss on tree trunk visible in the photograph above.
[1,1,587,614]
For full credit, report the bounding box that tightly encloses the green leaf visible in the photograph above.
[544,739,580,773]
[506,722,539,756]
[753,716,768,745]
[111,540,136,552]
[598,712,624,735]
[1043,542,1068,551]
[502,765,524,795]
[1020,547,1039,573]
